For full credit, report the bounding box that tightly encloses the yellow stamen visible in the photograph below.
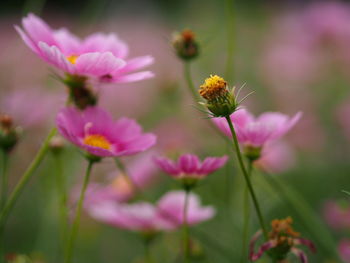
[270,217,300,238]
[83,134,111,150]
[67,55,79,64]
[199,75,227,100]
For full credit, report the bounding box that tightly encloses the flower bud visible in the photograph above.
[49,135,65,154]
[244,145,262,161]
[172,29,199,61]
[64,75,98,110]
[199,75,237,117]
[0,114,20,152]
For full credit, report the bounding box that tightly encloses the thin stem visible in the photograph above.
[184,62,199,101]
[225,0,235,82]
[224,116,268,240]
[183,189,191,263]
[53,152,69,250]
[144,240,153,263]
[64,160,94,263]
[0,150,9,211]
[0,127,57,227]
[241,161,253,263]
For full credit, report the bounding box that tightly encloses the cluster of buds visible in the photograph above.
[199,75,237,117]
[249,217,316,262]
[0,114,20,153]
[64,75,98,110]
[172,29,199,61]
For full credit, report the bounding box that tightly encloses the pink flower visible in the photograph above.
[15,13,154,83]
[87,201,173,232]
[254,141,296,174]
[339,239,350,263]
[154,154,227,179]
[213,108,301,148]
[83,151,160,204]
[157,190,215,226]
[56,106,156,157]
[323,200,350,230]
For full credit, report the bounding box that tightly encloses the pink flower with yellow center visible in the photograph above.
[15,13,154,83]
[154,153,228,180]
[56,106,156,157]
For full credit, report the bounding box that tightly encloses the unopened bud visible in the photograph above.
[172,29,199,61]
[244,145,262,161]
[199,75,237,117]
[49,136,65,154]
[0,114,19,153]
[0,114,13,131]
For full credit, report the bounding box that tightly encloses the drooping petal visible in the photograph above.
[291,247,309,263]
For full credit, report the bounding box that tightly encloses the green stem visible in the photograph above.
[225,0,235,82]
[53,152,69,250]
[184,62,199,101]
[224,116,268,240]
[0,127,57,228]
[183,189,191,263]
[0,150,9,211]
[64,160,94,263]
[241,161,253,263]
[144,239,153,263]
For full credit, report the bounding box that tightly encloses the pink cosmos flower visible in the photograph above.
[88,201,173,232]
[83,151,160,204]
[56,106,156,157]
[15,13,154,83]
[154,154,228,179]
[323,200,350,230]
[157,190,216,227]
[339,239,350,263]
[213,108,301,148]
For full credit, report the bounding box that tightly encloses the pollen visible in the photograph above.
[67,55,79,64]
[83,134,111,150]
[199,75,228,100]
[270,217,300,238]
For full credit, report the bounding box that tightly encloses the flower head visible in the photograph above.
[199,75,237,117]
[56,106,156,158]
[172,29,199,60]
[339,239,350,263]
[15,13,154,83]
[213,108,301,160]
[250,217,316,262]
[154,153,227,188]
[157,190,216,227]
[323,200,350,230]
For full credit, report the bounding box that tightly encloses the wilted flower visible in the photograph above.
[249,217,316,262]
[154,153,227,188]
[323,200,350,230]
[339,239,350,263]
[15,13,154,84]
[213,108,301,160]
[56,106,156,158]
[199,75,237,117]
[157,190,216,227]
[172,29,199,60]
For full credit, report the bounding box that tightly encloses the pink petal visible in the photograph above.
[199,156,228,174]
[22,13,56,46]
[108,71,154,83]
[178,154,201,174]
[154,156,180,176]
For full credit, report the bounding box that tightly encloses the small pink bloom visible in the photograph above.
[87,201,173,232]
[323,200,350,230]
[56,106,156,157]
[213,108,302,148]
[339,239,350,263]
[157,190,215,226]
[154,154,227,179]
[15,13,154,83]
[254,141,296,174]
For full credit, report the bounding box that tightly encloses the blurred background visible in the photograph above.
[1,0,350,262]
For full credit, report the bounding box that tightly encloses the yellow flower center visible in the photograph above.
[199,75,227,100]
[67,55,79,64]
[83,134,111,150]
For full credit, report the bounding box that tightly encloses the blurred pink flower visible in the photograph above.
[339,239,350,263]
[154,153,227,180]
[56,106,156,157]
[15,13,154,83]
[254,141,296,174]
[84,151,160,204]
[213,108,301,148]
[0,89,64,128]
[323,200,350,230]
[87,201,173,232]
[157,190,215,227]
